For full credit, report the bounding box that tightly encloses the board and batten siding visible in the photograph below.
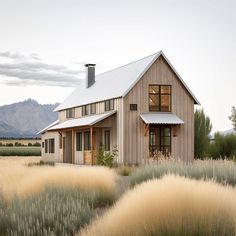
[122,56,194,164]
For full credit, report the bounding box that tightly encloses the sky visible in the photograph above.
[0,0,235,132]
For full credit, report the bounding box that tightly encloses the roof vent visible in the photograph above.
[85,64,96,88]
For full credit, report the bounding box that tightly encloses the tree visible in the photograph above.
[194,109,212,159]
[229,106,236,131]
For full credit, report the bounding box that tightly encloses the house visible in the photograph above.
[40,51,199,165]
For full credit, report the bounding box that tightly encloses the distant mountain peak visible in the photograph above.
[0,99,59,138]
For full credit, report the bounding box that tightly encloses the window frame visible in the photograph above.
[105,99,114,111]
[66,108,75,119]
[149,125,171,156]
[84,131,90,151]
[76,132,82,151]
[130,104,138,111]
[149,85,171,112]
[82,105,90,116]
[90,103,96,115]
[104,130,110,151]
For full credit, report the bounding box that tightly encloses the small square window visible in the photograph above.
[105,99,114,111]
[82,105,90,116]
[130,104,137,111]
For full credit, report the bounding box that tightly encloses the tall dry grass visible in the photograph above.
[0,158,118,200]
[80,175,236,236]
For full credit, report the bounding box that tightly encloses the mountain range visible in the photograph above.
[0,99,59,138]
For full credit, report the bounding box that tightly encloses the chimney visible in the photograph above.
[85,64,96,88]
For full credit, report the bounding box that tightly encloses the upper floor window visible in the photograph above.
[105,99,114,111]
[90,103,96,115]
[149,85,171,112]
[82,105,89,116]
[66,108,75,118]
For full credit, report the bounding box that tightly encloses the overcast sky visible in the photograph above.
[0,0,235,132]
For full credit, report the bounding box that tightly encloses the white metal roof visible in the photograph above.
[37,120,59,134]
[47,111,116,131]
[55,51,199,111]
[140,113,184,125]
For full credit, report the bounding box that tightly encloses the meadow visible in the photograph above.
[1,158,236,236]
[0,147,41,156]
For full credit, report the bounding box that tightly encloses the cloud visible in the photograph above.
[0,52,85,87]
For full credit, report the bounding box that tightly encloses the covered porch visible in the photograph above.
[140,113,184,159]
[48,111,116,165]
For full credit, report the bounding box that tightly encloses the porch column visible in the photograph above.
[72,129,74,164]
[90,127,93,165]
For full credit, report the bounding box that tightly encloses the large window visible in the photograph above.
[149,126,171,156]
[45,139,48,153]
[82,105,89,116]
[149,85,171,112]
[76,132,82,151]
[105,99,114,111]
[66,108,75,118]
[84,131,90,150]
[104,130,110,151]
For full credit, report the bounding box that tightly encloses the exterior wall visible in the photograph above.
[53,98,123,164]
[123,56,194,164]
[41,131,61,162]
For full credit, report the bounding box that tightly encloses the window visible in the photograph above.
[66,108,75,118]
[59,134,62,149]
[104,130,110,151]
[84,131,90,150]
[82,105,89,116]
[149,126,171,157]
[42,142,44,148]
[45,139,48,153]
[76,132,82,151]
[90,103,96,114]
[130,104,137,111]
[49,138,55,153]
[105,99,114,111]
[149,85,171,112]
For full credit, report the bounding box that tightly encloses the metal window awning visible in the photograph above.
[140,113,184,125]
[43,111,116,132]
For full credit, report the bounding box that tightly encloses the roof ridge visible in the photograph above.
[96,51,161,79]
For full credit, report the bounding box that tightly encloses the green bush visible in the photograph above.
[0,147,41,156]
[208,133,236,159]
[28,142,32,146]
[33,142,41,147]
[5,143,13,147]
[96,146,117,168]
[130,160,236,187]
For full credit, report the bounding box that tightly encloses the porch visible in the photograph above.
[48,111,116,165]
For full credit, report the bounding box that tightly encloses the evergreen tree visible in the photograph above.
[229,106,236,131]
[194,109,212,158]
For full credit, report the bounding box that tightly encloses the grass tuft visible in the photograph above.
[79,175,236,236]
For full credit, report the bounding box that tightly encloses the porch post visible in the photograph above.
[72,129,74,164]
[90,127,93,165]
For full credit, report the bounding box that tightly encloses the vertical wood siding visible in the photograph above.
[123,56,194,164]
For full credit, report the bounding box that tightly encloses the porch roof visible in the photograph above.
[47,111,116,131]
[140,113,184,125]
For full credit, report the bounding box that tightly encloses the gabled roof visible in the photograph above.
[55,51,199,111]
[37,120,59,134]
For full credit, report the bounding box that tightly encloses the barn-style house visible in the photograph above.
[40,51,199,164]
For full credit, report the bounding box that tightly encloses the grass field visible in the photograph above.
[0,146,41,156]
[2,158,236,236]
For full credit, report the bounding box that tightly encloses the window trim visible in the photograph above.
[149,85,172,112]
[82,105,90,116]
[66,108,75,119]
[105,99,114,111]
[76,132,82,151]
[84,131,90,150]
[90,103,96,115]
[104,130,110,151]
